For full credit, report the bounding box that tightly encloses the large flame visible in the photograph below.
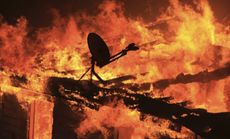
[0,0,230,138]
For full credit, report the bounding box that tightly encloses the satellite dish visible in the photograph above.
[79,32,139,84]
[87,33,110,68]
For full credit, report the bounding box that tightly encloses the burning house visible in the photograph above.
[0,0,230,139]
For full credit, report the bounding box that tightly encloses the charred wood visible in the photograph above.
[153,64,230,89]
[47,77,230,139]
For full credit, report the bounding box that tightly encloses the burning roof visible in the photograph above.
[0,0,230,138]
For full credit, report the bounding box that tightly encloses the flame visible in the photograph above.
[76,102,193,139]
[0,0,230,138]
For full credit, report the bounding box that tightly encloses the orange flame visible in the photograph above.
[0,0,230,138]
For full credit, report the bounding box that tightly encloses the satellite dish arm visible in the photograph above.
[109,51,126,61]
[108,43,139,64]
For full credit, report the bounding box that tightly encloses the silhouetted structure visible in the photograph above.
[79,32,139,84]
[47,77,230,139]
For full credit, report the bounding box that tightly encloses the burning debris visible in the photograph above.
[0,0,230,139]
[47,76,230,139]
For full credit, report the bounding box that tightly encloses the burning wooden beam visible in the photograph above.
[153,63,230,89]
[116,63,230,91]
[47,77,230,138]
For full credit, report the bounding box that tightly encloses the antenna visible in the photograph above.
[79,32,139,84]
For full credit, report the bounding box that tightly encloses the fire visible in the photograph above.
[76,102,193,139]
[0,0,230,138]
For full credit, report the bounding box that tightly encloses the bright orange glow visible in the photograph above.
[0,0,229,138]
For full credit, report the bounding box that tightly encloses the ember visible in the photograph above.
[0,0,230,139]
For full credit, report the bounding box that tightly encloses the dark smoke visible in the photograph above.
[0,0,229,28]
